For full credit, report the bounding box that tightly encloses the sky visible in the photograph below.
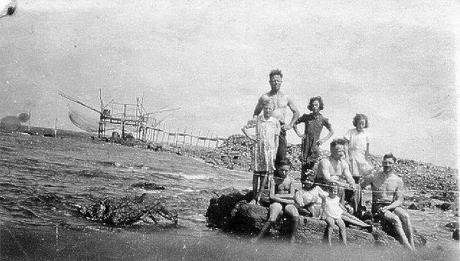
[0,0,458,167]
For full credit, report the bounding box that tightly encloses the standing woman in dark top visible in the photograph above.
[293,96,334,188]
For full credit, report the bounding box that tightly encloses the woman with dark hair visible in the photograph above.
[293,96,334,188]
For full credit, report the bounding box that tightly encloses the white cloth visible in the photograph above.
[344,128,373,177]
[344,128,370,154]
[245,115,280,172]
[324,196,343,219]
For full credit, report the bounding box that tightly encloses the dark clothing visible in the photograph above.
[301,162,316,187]
[296,113,331,163]
[345,176,362,214]
[296,113,331,182]
[275,123,287,166]
[372,201,392,221]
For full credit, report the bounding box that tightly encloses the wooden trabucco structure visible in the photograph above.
[98,98,149,140]
[59,90,178,141]
[60,90,226,148]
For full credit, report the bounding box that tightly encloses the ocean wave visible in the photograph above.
[179,174,213,180]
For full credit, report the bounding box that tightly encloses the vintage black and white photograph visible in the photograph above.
[1,0,458,260]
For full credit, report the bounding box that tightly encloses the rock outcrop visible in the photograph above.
[206,190,427,248]
[78,193,178,227]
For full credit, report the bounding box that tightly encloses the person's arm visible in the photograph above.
[253,96,265,117]
[317,118,334,145]
[319,193,327,218]
[284,96,300,130]
[381,180,404,212]
[318,159,332,183]
[365,143,370,159]
[293,123,304,138]
[241,122,257,142]
[360,174,373,189]
[342,161,356,187]
[274,121,280,152]
[269,179,295,204]
[365,132,371,159]
[293,115,305,138]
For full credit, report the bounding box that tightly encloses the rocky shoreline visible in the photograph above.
[184,134,458,204]
[205,188,428,247]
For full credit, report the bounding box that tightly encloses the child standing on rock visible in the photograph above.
[344,113,373,179]
[242,99,280,204]
[344,113,373,214]
[293,96,334,188]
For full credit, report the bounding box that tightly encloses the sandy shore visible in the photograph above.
[1,223,459,261]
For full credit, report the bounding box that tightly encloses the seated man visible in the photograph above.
[314,139,357,209]
[360,153,415,251]
[254,159,299,243]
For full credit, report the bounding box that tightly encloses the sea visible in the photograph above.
[0,132,458,261]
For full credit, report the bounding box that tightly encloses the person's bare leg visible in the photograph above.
[285,204,299,244]
[383,211,413,250]
[256,173,269,204]
[253,203,282,242]
[394,207,415,250]
[341,212,371,228]
[353,185,361,214]
[336,218,347,245]
[324,217,335,245]
[250,174,259,204]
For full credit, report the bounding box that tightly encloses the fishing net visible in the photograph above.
[68,109,99,133]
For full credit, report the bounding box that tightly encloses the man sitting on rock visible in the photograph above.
[360,153,415,251]
[314,139,357,210]
[253,159,299,243]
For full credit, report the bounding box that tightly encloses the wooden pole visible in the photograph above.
[54,118,58,138]
[174,128,179,147]
[28,110,31,131]
[182,128,187,146]
[166,127,171,145]
[195,130,201,147]
[160,123,166,144]
[204,130,210,147]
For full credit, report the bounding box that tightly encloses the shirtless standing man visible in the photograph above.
[360,153,415,250]
[254,159,299,243]
[253,69,300,166]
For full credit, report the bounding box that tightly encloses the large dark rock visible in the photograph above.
[229,201,268,233]
[79,193,178,227]
[131,182,165,191]
[205,188,250,229]
[453,229,459,240]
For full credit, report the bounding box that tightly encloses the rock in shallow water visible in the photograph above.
[79,193,178,227]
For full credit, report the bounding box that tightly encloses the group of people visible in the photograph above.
[241,69,415,250]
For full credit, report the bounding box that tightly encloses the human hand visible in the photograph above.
[379,206,389,213]
[282,124,293,131]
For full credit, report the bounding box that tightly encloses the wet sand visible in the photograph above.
[1,224,459,261]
